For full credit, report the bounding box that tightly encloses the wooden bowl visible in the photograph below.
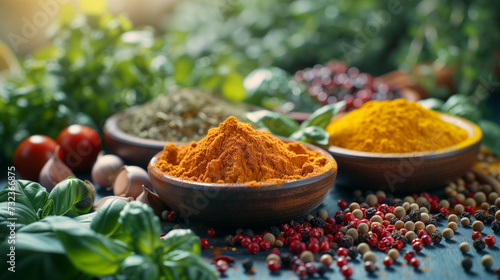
[328,113,482,192]
[147,142,337,226]
[103,107,170,168]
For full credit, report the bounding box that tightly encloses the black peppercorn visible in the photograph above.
[475,210,487,222]
[310,217,325,228]
[409,210,421,223]
[489,205,499,215]
[269,226,281,237]
[348,246,358,259]
[425,218,438,227]
[447,198,456,205]
[473,239,486,251]
[381,197,393,205]
[358,233,369,244]
[491,220,500,233]
[401,215,411,223]
[431,231,442,244]
[280,253,293,268]
[396,201,404,206]
[433,213,445,221]
[335,214,344,225]
[301,232,311,243]
[242,258,253,272]
[340,236,354,248]
[460,212,471,219]
[324,248,336,257]
[391,230,402,240]
[365,208,377,219]
[390,217,399,225]
[485,214,495,225]
[420,201,431,211]
[242,229,255,238]
[224,235,235,247]
[461,257,473,271]
[330,242,339,251]
[360,202,370,209]
[355,196,365,204]
[317,265,328,277]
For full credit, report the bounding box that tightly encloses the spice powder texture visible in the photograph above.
[326,99,468,153]
[156,116,335,184]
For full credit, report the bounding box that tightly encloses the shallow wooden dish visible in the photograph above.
[328,113,482,192]
[148,142,337,226]
[103,107,171,168]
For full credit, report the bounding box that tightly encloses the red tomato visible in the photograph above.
[14,135,58,181]
[57,125,102,172]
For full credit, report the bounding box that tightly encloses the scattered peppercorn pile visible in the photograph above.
[159,146,500,279]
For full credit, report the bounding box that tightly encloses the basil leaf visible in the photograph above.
[45,178,93,217]
[162,229,201,257]
[478,120,500,157]
[246,110,299,137]
[441,94,482,122]
[90,198,128,237]
[300,100,346,129]
[0,202,38,242]
[417,98,444,111]
[116,255,160,280]
[289,126,330,146]
[161,250,217,280]
[118,201,161,255]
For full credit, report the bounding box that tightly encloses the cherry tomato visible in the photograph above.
[14,135,58,181]
[57,125,101,172]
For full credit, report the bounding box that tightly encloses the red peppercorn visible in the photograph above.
[410,257,420,268]
[295,265,307,278]
[440,207,450,216]
[412,241,423,252]
[310,227,324,238]
[295,242,307,255]
[293,233,303,242]
[386,225,396,232]
[334,232,344,243]
[270,248,280,255]
[207,228,216,237]
[464,205,475,215]
[305,263,317,276]
[281,223,290,232]
[289,240,300,253]
[383,256,394,267]
[411,238,422,246]
[167,211,177,222]
[404,251,417,262]
[341,265,353,278]
[307,242,320,253]
[381,231,392,239]
[485,235,496,247]
[267,260,281,272]
[216,259,229,275]
[431,202,441,211]
[309,237,319,244]
[326,217,336,224]
[253,235,263,243]
[372,224,383,238]
[338,200,348,209]
[337,247,349,257]
[235,234,243,244]
[247,242,260,254]
[411,193,418,200]
[368,234,378,247]
[302,222,312,232]
[260,240,271,251]
[335,210,343,217]
[375,211,385,220]
[344,212,354,222]
[241,236,252,248]
[400,228,408,235]
[360,218,369,224]
[377,239,391,252]
[364,261,378,273]
[320,240,330,251]
[326,234,334,243]
[421,235,432,246]
[201,238,209,250]
[417,229,427,238]
[472,231,483,241]
[393,240,404,251]
[285,228,296,237]
[337,256,348,267]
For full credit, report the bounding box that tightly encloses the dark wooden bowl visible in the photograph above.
[103,107,172,168]
[148,142,337,226]
[328,113,482,192]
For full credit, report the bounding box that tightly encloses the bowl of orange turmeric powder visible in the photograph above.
[148,116,338,226]
[325,99,482,192]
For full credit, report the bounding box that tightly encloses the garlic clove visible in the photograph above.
[91,151,125,190]
[113,165,152,198]
[39,146,75,192]
[136,186,168,216]
[93,195,134,211]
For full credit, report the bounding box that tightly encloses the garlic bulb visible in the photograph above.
[113,165,152,198]
[39,146,75,191]
[93,195,134,211]
[91,152,124,189]
[136,186,167,216]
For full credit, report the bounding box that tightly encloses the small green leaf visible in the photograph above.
[161,250,217,280]
[417,98,445,111]
[478,120,500,157]
[300,100,346,129]
[117,255,160,280]
[222,72,246,102]
[246,110,299,137]
[161,229,201,256]
[46,178,93,217]
[290,126,329,146]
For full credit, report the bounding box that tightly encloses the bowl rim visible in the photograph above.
[147,142,338,192]
[327,113,482,158]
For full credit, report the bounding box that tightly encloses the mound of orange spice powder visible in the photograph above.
[155,116,336,184]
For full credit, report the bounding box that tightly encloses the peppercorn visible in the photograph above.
[472,221,484,231]
[461,257,473,271]
[485,215,495,225]
[489,206,499,215]
[461,211,472,219]
[242,258,253,272]
[242,229,255,238]
[280,253,293,268]
[348,246,358,259]
[390,217,399,225]
[363,251,377,263]
[300,250,314,263]
[317,265,328,277]
[425,218,437,227]
[388,248,399,261]
[448,214,459,223]
[269,226,281,237]
[357,243,370,256]
[358,233,370,244]
[492,220,500,233]
[224,235,236,247]
[364,260,378,273]
[401,215,412,223]
[434,213,446,221]
[448,222,459,232]
[442,228,454,240]
[409,210,421,222]
[335,214,345,225]
[324,248,336,257]
[473,239,486,251]
[431,231,442,244]
[482,255,494,269]
[310,217,325,228]
[459,242,470,254]
[461,217,471,227]
[365,208,377,219]
[340,236,354,248]
[475,210,487,222]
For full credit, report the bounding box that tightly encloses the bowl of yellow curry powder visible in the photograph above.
[148,116,337,226]
[325,99,482,192]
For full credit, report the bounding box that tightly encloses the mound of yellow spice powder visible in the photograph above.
[326,99,468,153]
[156,116,336,184]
